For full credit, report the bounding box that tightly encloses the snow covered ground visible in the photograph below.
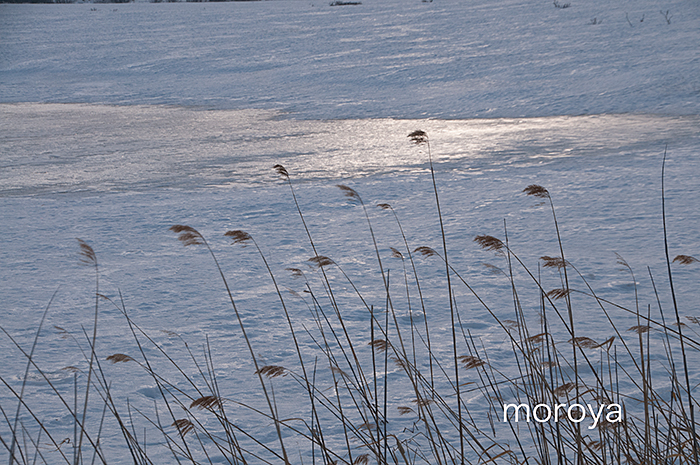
[1,0,699,462]
[1,0,699,118]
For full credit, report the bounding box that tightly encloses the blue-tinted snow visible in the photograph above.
[0,0,699,462]
[1,0,699,118]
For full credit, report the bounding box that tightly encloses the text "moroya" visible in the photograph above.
[503,403,623,429]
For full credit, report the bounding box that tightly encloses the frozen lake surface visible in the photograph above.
[1,0,699,119]
[1,0,699,463]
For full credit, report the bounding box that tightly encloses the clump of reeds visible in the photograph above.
[1,134,699,465]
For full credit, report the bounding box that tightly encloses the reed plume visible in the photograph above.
[673,254,698,265]
[106,354,134,363]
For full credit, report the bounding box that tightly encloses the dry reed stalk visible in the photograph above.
[661,150,700,465]
[170,225,291,464]
[378,203,436,392]
[408,130,464,463]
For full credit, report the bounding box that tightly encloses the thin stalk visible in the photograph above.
[76,238,100,465]
[378,203,435,391]
[8,289,58,465]
[170,226,290,464]
[408,130,462,463]
[661,150,699,465]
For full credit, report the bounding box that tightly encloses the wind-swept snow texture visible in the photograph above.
[0,0,699,463]
[1,0,699,118]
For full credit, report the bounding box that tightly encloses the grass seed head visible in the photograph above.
[106,354,134,364]
[286,267,304,278]
[673,254,699,265]
[408,130,429,145]
[55,326,71,339]
[390,247,404,259]
[170,225,204,246]
[541,256,567,269]
[273,164,289,178]
[61,366,81,373]
[77,238,97,266]
[369,339,389,352]
[224,230,252,245]
[528,333,548,344]
[546,288,570,300]
[337,184,361,203]
[628,325,651,334]
[255,365,287,378]
[523,184,550,198]
[411,397,434,408]
[172,419,194,436]
[569,337,600,349]
[307,255,335,268]
[190,395,223,411]
[414,246,438,257]
[615,252,632,272]
[474,235,504,252]
[483,263,506,276]
[459,355,486,369]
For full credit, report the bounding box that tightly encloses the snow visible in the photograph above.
[2,0,699,118]
[0,0,699,462]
